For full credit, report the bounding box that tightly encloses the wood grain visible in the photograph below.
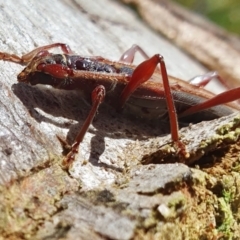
[0,1,240,239]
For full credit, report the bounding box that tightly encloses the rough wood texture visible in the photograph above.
[0,1,240,239]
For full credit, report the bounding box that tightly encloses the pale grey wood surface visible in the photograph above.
[121,0,240,89]
[0,1,239,239]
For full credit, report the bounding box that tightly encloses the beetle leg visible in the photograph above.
[119,44,149,63]
[188,70,232,91]
[179,87,240,117]
[22,43,73,62]
[119,54,188,157]
[62,85,105,169]
[189,71,220,87]
[0,43,73,63]
[0,51,24,63]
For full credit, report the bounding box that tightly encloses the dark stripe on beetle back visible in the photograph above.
[74,58,117,73]
[65,55,134,76]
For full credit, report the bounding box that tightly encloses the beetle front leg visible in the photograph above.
[62,85,105,169]
[0,43,73,63]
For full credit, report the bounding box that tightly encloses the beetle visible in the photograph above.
[0,43,240,168]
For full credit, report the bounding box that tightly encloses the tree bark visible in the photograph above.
[0,1,240,239]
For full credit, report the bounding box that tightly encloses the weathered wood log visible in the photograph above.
[0,1,240,239]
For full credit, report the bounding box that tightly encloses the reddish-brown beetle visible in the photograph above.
[0,43,240,168]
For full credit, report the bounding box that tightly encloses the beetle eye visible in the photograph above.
[54,54,66,65]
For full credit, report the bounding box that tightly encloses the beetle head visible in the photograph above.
[17,53,56,85]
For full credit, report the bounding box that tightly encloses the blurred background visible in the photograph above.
[174,0,240,35]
